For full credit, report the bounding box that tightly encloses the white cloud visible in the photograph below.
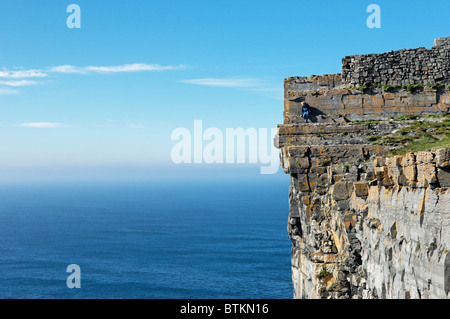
[0,63,185,95]
[181,77,283,100]
[0,63,184,80]
[19,122,64,128]
[0,80,37,87]
[48,65,86,74]
[85,63,184,73]
[0,69,47,79]
[181,78,265,88]
[50,63,185,74]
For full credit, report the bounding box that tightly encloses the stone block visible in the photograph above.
[435,148,450,168]
[374,157,385,167]
[416,151,434,164]
[375,166,386,181]
[297,173,311,193]
[402,153,416,167]
[437,167,450,187]
[298,157,310,169]
[354,181,369,198]
[332,181,353,201]
[386,156,403,183]
[417,163,437,187]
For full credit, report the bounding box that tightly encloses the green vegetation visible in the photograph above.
[350,82,449,94]
[424,114,442,119]
[431,82,445,90]
[391,230,398,240]
[389,135,450,156]
[392,114,420,121]
[352,82,371,93]
[368,113,450,156]
[317,269,331,278]
[406,83,424,93]
[366,135,381,142]
[351,82,382,93]
[382,84,402,92]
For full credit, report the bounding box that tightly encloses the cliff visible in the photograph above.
[276,38,450,299]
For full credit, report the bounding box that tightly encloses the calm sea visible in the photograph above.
[0,178,292,299]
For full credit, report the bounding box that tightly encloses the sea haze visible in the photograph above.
[0,178,292,298]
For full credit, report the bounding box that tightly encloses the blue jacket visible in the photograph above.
[302,104,310,114]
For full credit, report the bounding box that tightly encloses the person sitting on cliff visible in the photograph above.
[301,102,311,123]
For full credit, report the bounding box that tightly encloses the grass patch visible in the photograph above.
[382,84,402,92]
[388,135,450,156]
[424,114,442,119]
[352,82,371,93]
[431,82,445,90]
[393,114,420,121]
[353,119,380,125]
[406,83,424,93]
[378,115,450,156]
[350,82,449,94]
[366,135,381,142]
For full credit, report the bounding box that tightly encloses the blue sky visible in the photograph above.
[0,0,449,181]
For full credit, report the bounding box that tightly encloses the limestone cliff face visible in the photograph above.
[277,38,450,299]
[283,148,450,299]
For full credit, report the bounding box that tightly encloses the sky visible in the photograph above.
[0,0,449,181]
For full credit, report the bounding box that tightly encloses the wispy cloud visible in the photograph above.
[19,122,64,128]
[181,77,265,88]
[0,63,185,96]
[0,80,37,87]
[49,63,185,75]
[181,77,283,100]
[1,63,184,78]
[48,65,85,74]
[0,69,47,79]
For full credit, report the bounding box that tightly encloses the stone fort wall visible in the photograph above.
[342,37,450,86]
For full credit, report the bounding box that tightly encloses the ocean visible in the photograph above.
[0,178,292,299]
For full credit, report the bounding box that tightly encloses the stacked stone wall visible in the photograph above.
[342,37,450,86]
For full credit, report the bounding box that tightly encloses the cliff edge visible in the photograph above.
[276,38,450,299]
